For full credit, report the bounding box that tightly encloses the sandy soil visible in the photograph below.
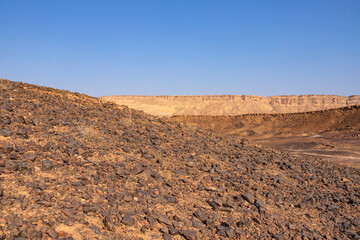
[251,133,360,169]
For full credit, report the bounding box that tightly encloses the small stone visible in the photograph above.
[220,207,233,212]
[160,226,169,233]
[272,233,285,240]
[42,160,53,171]
[139,226,147,234]
[83,205,98,214]
[163,194,177,203]
[13,217,23,227]
[122,146,131,153]
[47,229,59,239]
[194,209,208,222]
[21,154,36,162]
[141,168,153,180]
[157,215,173,226]
[180,230,198,240]
[255,199,266,211]
[242,192,254,203]
[205,219,215,227]
[162,233,172,240]
[205,186,218,191]
[169,227,179,235]
[225,227,235,238]
[192,220,204,229]
[121,215,135,226]
[0,128,12,137]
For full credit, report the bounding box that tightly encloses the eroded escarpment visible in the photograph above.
[100,94,360,116]
[1,79,360,239]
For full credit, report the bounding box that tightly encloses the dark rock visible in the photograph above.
[2,144,13,153]
[41,160,53,171]
[13,217,23,227]
[273,233,285,240]
[141,225,149,233]
[225,227,235,238]
[220,207,233,212]
[21,154,36,162]
[0,128,12,137]
[242,192,255,203]
[169,227,179,235]
[163,194,177,203]
[121,215,135,226]
[192,220,204,229]
[47,229,59,239]
[180,229,198,240]
[255,199,266,211]
[205,219,215,227]
[141,168,153,180]
[83,205,99,214]
[194,209,208,222]
[157,215,173,226]
[162,233,172,240]
[122,146,131,153]
[15,237,26,240]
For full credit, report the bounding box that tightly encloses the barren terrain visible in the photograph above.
[171,106,360,169]
[100,95,360,116]
[1,79,360,239]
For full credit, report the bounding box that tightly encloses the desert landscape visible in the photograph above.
[100,95,360,116]
[170,105,360,169]
[1,79,360,240]
[103,95,360,169]
[3,1,359,239]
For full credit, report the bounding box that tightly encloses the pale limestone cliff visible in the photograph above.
[99,95,360,116]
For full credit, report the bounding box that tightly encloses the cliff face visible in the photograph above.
[100,95,360,116]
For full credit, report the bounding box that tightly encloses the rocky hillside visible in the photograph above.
[1,79,360,239]
[170,105,360,138]
[100,95,360,116]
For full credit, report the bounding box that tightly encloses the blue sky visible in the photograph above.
[1,1,359,96]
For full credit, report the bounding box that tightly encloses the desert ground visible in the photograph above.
[1,79,360,239]
[103,95,360,169]
[170,106,360,169]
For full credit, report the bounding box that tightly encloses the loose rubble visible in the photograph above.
[1,79,360,239]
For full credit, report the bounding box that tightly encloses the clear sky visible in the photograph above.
[1,1,359,97]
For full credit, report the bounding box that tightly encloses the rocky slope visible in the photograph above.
[170,105,360,138]
[100,95,360,116]
[1,79,360,239]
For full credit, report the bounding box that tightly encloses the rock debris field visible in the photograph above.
[0,79,360,239]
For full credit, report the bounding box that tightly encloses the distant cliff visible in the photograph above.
[99,95,360,116]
